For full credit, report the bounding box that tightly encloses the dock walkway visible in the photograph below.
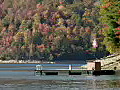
[35,64,116,75]
[35,64,90,75]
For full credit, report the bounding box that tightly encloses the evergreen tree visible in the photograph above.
[100,0,120,53]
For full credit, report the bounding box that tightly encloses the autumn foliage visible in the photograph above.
[0,0,105,60]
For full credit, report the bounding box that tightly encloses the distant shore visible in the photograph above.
[0,60,86,64]
[0,60,55,64]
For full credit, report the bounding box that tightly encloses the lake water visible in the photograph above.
[0,64,120,90]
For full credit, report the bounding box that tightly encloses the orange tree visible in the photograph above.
[99,0,120,53]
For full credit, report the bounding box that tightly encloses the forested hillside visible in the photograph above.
[0,0,115,61]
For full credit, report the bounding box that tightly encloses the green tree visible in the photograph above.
[99,0,120,53]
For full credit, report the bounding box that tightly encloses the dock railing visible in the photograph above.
[35,64,89,75]
[36,64,87,71]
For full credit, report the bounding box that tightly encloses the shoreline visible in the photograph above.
[0,60,86,64]
[0,60,55,64]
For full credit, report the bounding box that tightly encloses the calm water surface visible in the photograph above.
[0,64,120,90]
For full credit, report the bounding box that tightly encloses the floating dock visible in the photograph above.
[35,64,89,75]
[35,64,115,75]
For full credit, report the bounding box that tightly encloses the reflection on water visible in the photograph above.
[0,64,120,90]
[0,79,120,90]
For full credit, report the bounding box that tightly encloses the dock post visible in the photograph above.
[69,64,72,70]
[40,70,42,75]
[39,65,42,75]
[95,62,101,71]
[69,64,72,75]
[36,65,43,75]
[93,62,101,75]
